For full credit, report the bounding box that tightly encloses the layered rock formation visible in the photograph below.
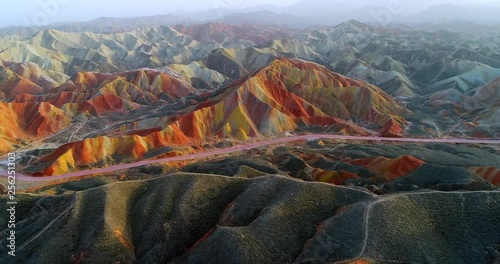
[0,102,71,154]
[0,61,59,98]
[27,58,409,176]
[426,77,500,138]
[173,22,298,46]
[11,68,197,113]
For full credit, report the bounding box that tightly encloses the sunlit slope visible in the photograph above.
[0,67,199,158]
[169,61,230,89]
[0,102,72,154]
[0,61,60,98]
[350,156,426,180]
[0,27,214,79]
[30,58,409,176]
[469,167,500,186]
[0,25,296,81]
[12,69,197,115]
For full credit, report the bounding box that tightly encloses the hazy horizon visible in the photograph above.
[1,0,499,27]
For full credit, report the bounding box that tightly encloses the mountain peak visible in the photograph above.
[333,20,372,32]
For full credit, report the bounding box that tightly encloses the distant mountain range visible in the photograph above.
[401,3,500,25]
[2,2,500,37]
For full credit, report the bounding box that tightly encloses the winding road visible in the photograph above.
[1,134,499,182]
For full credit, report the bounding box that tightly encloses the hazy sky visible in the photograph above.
[1,0,498,27]
[0,0,300,27]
